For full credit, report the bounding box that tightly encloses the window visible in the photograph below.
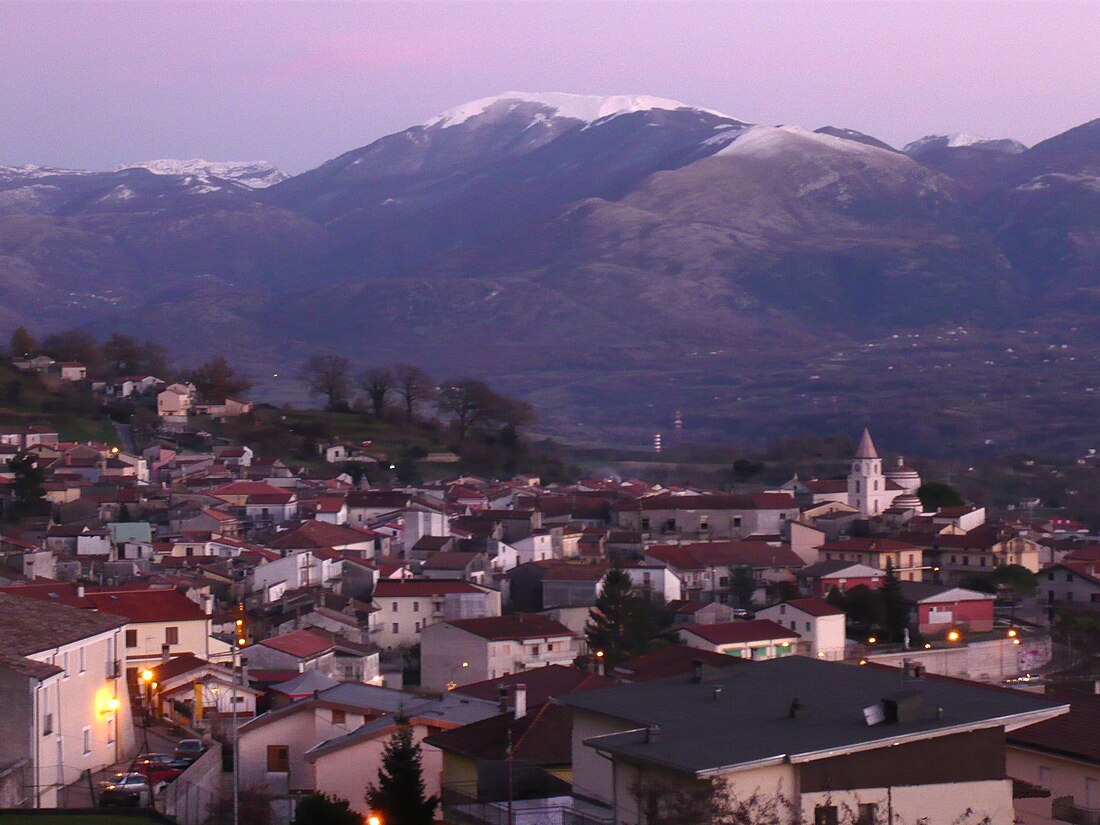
[332,710,346,725]
[79,646,86,673]
[815,805,839,825]
[790,621,796,630]
[700,517,709,530]
[165,627,179,645]
[125,627,139,648]
[392,623,399,634]
[952,556,958,564]
[1048,572,1055,581]
[873,480,879,491]
[43,713,53,736]
[664,519,676,532]
[857,803,878,825]
[719,576,729,587]
[82,727,91,755]
[1067,573,1075,582]
[805,622,811,632]
[266,745,290,773]
[413,601,420,613]
[780,604,787,615]
[980,557,987,567]
[530,645,540,655]
[641,518,650,531]
[547,643,555,652]
[391,602,398,612]
[62,652,69,678]
[414,621,421,632]
[855,481,861,493]
[732,517,742,528]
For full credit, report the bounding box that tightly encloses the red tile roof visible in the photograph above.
[680,619,799,645]
[615,492,797,512]
[86,589,208,623]
[818,537,922,553]
[782,597,844,617]
[372,580,489,598]
[647,541,804,570]
[1009,689,1100,765]
[454,664,616,705]
[257,629,333,659]
[445,614,574,641]
[270,521,376,550]
[611,644,743,681]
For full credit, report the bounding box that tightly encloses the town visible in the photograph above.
[1,335,1099,825]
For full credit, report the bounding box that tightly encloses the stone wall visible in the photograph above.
[868,634,1052,682]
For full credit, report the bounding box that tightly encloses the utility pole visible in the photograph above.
[506,729,514,825]
[232,642,239,825]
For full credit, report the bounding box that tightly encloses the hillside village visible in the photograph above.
[2,347,1100,825]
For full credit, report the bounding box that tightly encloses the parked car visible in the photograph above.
[98,772,152,807]
[132,755,187,784]
[174,739,208,763]
[731,608,755,619]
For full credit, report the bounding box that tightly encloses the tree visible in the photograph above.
[292,793,361,825]
[9,451,46,519]
[731,458,765,483]
[989,564,1039,600]
[393,364,433,423]
[395,454,422,486]
[302,354,352,411]
[9,327,36,358]
[438,378,534,441]
[40,328,105,375]
[879,560,909,642]
[358,367,394,416]
[365,715,438,825]
[586,567,662,666]
[917,481,965,512]
[102,332,169,377]
[730,565,756,608]
[187,355,253,402]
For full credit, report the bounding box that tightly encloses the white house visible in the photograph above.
[370,580,501,648]
[678,619,802,660]
[756,598,847,660]
[420,613,583,693]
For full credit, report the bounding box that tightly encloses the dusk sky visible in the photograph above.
[1,0,1097,173]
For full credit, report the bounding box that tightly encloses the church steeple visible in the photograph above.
[855,427,878,460]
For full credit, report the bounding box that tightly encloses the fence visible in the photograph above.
[162,741,223,825]
[442,776,612,825]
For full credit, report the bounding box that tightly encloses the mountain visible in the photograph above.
[2,93,1100,454]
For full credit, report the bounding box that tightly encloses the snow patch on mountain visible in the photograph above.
[424,92,740,130]
[0,164,91,180]
[114,159,288,188]
[903,134,1027,155]
[713,124,892,158]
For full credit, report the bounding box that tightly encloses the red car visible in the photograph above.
[131,756,187,785]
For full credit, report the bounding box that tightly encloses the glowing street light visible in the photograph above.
[1007,628,1018,638]
[867,636,877,645]
[368,816,382,825]
[141,669,154,683]
[924,643,933,650]
[946,630,961,643]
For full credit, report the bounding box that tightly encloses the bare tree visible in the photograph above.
[393,364,433,423]
[438,378,535,441]
[358,367,394,416]
[302,354,352,411]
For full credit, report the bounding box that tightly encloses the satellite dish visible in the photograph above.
[863,704,886,726]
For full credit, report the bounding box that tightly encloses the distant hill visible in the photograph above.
[2,93,1100,455]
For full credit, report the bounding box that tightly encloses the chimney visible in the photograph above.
[691,660,704,683]
[202,594,213,615]
[645,724,661,744]
[76,585,85,599]
[1094,680,1100,696]
[498,686,509,712]
[712,686,723,701]
[514,684,527,720]
[161,643,171,665]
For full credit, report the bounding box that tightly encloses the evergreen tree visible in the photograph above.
[293,793,361,825]
[586,566,661,665]
[880,560,909,642]
[9,326,36,358]
[9,451,45,519]
[730,565,757,608]
[366,715,438,825]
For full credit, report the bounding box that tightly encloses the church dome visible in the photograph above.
[885,456,921,495]
[892,493,923,512]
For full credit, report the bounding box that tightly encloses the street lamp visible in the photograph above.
[867,636,877,645]
[946,630,961,643]
[368,816,382,825]
[446,661,469,691]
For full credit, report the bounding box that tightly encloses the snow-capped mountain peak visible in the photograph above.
[114,159,288,189]
[422,91,740,130]
[711,124,894,158]
[0,164,92,180]
[903,133,1027,155]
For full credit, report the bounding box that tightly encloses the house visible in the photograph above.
[268,520,379,557]
[678,619,802,660]
[49,361,87,382]
[1040,562,1100,612]
[817,537,926,581]
[147,653,260,724]
[618,560,682,603]
[614,492,799,540]
[249,549,358,603]
[157,382,196,417]
[0,592,134,808]
[645,541,805,604]
[795,559,886,597]
[1008,689,1100,825]
[242,629,381,684]
[898,582,996,635]
[666,600,740,626]
[0,582,231,676]
[756,598,847,660]
[420,614,583,693]
[421,550,487,581]
[370,580,501,648]
[236,682,498,802]
[558,656,1069,825]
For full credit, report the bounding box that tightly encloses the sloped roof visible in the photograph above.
[86,589,208,623]
[1008,689,1100,765]
[454,664,616,705]
[610,644,744,682]
[269,521,376,550]
[0,592,127,656]
[268,669,340,697]
[425,702,574,765]
[445,614,575,641]
[680,619,800,645]
[615,492,797,513]
[855,428,879,459]
[781,598,845,617]
[647,541,804,570]
[257,629,333,659]
[373,580,489,598]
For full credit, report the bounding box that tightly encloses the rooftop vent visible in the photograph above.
[788,697,804,719]
[645,724,661,744]
[692,660,704,683]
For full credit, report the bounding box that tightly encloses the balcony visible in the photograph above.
[106,659,122,679]
[1054,798,1100,825]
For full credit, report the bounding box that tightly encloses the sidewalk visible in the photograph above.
[58,717,185,808]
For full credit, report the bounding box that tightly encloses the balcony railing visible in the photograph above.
[1053,798,1100,825]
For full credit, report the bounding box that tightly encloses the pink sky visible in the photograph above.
[0,0,1097,172]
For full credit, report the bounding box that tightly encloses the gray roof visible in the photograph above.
[558,657,1068,777]
[269,669,339,696]
[303,690,500,761]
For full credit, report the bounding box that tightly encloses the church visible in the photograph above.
[781,428,923,517]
